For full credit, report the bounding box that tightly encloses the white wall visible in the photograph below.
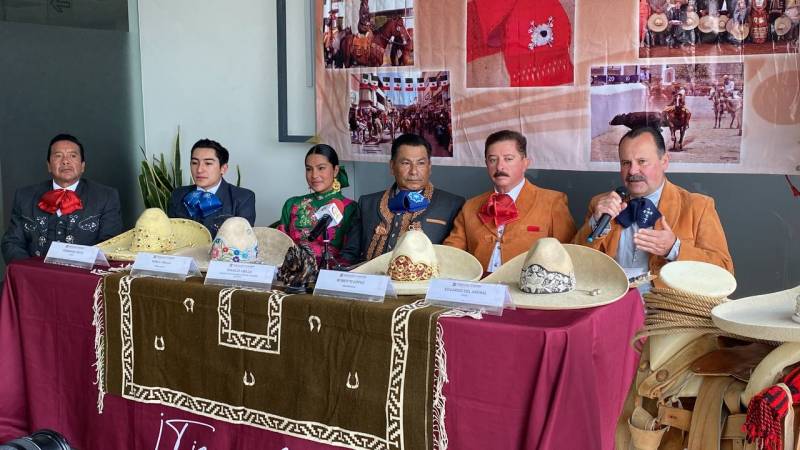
[138,0,315,225]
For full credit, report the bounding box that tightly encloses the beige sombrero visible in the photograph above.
[351,230,482,295]
[648,13,669,32]
[172,217,295,271]
[774,15,793,36]
[682,11,700,30]
[712,285,800,342]
[726,19,750,40]
[717,14,729,33]
[96,208,211,262]
[483,238,628,310]
[698,15,718,34]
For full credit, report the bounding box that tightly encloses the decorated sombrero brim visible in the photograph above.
[712,285,800,342]
[172,227,295,271]
[483,244,628,310]
[351,246,483,295]
[648,13,669,32]
[96,218,212,262]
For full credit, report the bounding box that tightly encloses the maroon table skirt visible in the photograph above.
[0,259,643,450]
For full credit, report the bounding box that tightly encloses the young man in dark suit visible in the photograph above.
[167,139,256,237]
[1,134,123,263]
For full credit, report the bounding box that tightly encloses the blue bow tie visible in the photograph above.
[616,197,662,229]
[183,190,223,219]
[388,190,429,214]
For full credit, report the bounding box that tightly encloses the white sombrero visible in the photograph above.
[682,11,700,30]
[648,13,669,32]
[351,230,482,295]
[96,208,212,262]
[726,19,750,40]
[483,238,628,310]
[712,285,800,342]
[172,217,295,271]
[698,15,718,34]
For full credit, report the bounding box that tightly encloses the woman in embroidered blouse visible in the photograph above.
[277,145,356,267]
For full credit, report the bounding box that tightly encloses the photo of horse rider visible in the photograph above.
[590,63,744,164]
[322,0,414,69]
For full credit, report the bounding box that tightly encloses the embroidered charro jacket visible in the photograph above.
[167,178,256,238]
[573,180,734,286]
[1,179,123,263]
[443,180,577,272]
[339,184,465,264]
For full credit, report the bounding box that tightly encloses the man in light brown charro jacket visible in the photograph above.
[444,130,576,273]
[573,127,733,289]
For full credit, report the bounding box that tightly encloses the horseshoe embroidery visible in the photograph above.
[243,371,256,386]
[346,371,360,390]
[308,315,322,332]
[183,298,195,313]
[154,336,165,351]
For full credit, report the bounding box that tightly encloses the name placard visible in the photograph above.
[131,253,200,280]
[425,279,512,315]
[44,242,109,270]
[204,261,276,290]
[313,270,394,302]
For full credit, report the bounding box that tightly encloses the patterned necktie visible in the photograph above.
[477,193,519,227]
[38,189,83,215]
[615,197,662,229]
[183,190,223,219]
[388,190,429,213]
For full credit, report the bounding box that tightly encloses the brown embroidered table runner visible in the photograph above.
[101,273,448,450]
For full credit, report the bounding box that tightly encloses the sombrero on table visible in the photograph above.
[96,208,211,262]
[172,217,295,271]
[482,237,628,310]
[351,230,482,295]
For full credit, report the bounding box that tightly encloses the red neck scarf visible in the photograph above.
[478,192,519,227]
[38,189,83,215]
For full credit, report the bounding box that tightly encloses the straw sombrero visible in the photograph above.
[698,15,718,34]
[712,285,800,342]
[96,208,212,262]
[774,15,793,36]
[717,14,729,33]
[172,217,295,271]
[726,19,750,40]
[351,230,482,295]
[648,13,669,32]
[482,238,628,310]
[682,11,700,30]
[659,260,737,298]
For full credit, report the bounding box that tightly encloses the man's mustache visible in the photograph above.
[626,175,646,182]
[493,171,510,178]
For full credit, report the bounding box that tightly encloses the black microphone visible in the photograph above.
[308,215,333,241]
[587,186,629,243]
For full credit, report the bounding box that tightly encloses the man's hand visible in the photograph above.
[634,217,677,257]
[592,190,627,222]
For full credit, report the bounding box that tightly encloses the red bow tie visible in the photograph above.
[478,193,519,227]
[38,189,83,215]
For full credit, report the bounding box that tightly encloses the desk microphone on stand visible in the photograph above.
[309,199,345,270]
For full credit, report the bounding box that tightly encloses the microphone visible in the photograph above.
[587,186,629,243]
[308,199,345,242]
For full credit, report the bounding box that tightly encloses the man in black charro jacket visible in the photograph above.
[340,133,465,264]
[167,139,256,237]
[1,134,123,263]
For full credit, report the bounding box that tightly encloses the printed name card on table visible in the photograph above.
[425,279,513,315]
[131,252,200,280]
[204,261,276,290]
[313,270,396,302]
[44,242,109,270]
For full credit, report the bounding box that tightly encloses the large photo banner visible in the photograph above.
[316,0,800,174]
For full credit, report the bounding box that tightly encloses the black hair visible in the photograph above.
[191,139,229,165]
[305,144,340,167]
[390,133,432,160]
[47,134,85,162]
[619,127,666,158]
[484,130,527,158]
